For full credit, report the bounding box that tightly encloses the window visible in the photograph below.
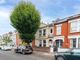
[39,30,42,37]
[39,40,42,47]
[73,39,76,48]
[56,25,61,35]
[78,20,80,32]
[70,21,78,33]
[49,39,52,47]
[70,38,76,48]
[55,39,63,48]
[43,40,46,47]
[43,29,46,36]
[50,29,53,33]
[78,38,80,48]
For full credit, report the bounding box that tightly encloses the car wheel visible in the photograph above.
[57,56,65,60]
[22,50,25,55]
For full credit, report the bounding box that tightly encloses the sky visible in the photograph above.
[0,0,80,35]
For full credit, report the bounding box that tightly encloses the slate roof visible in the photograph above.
[54,14,80,24]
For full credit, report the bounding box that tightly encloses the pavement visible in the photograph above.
[0,50,54,60]
[34,51,53,57]
[33,51,54,60]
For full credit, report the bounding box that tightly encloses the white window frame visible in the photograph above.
[43,29,46,36]
[78,20,80,32]
[69,19,80,33]
[39,30,42,37]
[78,38,80,48]
[56,24,62,35]
[70,21,78,33]
[70,38,77,48]
[68,35,80,48]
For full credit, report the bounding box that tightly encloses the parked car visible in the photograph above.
[14,45,33,55]
[0,46,3,50]
[1,46,12,51]
[54,48,80,60]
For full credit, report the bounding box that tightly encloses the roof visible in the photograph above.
[39,23,53,29]
[54,14,80,24]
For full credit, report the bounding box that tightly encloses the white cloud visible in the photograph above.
[0,0,6,4]
[29,0,61,23]
[0,6,12,20]
[0,10,10,18]
[41,16,54,24]
[0,6,14,35]
[41,13,54,24]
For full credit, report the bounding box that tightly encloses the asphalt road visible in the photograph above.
[0,50,53,60]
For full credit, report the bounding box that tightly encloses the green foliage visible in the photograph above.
[10,1,40,43]
[3,36,12,45]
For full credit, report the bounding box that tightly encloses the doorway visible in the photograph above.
[55,39,63,48]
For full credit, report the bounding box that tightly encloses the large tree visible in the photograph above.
[10,1,40,44]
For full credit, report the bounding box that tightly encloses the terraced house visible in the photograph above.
[53,14,80,48]
[15,23,54,48]
[15,14,80,49]
[35,23,54,47]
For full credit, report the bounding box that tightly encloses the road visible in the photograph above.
[0,50,53,60]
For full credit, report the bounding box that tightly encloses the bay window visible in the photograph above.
[78,20,80,32]
[70,21,77,33]
[70,19,80,33]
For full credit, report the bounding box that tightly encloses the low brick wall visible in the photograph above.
[58,48,70,52]
[33,47,50,52]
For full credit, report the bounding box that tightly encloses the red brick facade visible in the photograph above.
[53,14,80,48]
